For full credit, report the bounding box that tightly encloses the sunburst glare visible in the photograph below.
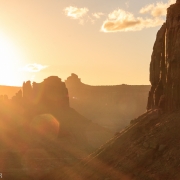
[0,32,26,86]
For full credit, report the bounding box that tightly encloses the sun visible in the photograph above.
[0,32,25,86]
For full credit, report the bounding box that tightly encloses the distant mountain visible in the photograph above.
[65,73,150,132]
[0,85,21,98]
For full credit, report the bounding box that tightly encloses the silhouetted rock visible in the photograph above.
[65,73,82,88]
[23,76,69,109]
[21,76,112,151]
[147,1,180,112]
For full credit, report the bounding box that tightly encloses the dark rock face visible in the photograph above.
[23,76,69,108]
[147,24,166,110]
[147,1,180,112]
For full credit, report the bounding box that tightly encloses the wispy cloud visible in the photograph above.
[20,63,48,72]
[101,9,163,32]
[140,0,175,17]
[92,12,104,19]
[64,0,176,32]
[125,1,130,8]
[64,6,105,24]
[64,6,89,19]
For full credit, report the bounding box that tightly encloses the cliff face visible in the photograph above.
[147,1,180,111]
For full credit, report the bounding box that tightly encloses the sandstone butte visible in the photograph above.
[41,1,180,180]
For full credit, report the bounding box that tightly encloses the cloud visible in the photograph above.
[125,1,130,8]
[101,9,163,32]
[64,6,89,19]
[92,12,104,19]
[64,6,103,25]
[140,0,176,17]
[64,1,174,31]
[20,63,48,72]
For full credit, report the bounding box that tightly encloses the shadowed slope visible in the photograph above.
[43,110,180,180]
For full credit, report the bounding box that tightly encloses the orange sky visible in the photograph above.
[0,0,175,86]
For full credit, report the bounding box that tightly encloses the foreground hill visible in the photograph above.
[47,110,180,180]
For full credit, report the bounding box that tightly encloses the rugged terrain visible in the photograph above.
[42,1,180,179]
[46,109,180,180]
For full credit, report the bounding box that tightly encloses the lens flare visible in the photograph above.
[30,114,59,143]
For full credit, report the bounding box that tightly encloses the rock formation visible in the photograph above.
[147,0,180,112]
[22,76,112,151]
[23,76,69,108]
[65,73,82,88]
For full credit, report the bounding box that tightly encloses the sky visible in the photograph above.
[0,0,176,86]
